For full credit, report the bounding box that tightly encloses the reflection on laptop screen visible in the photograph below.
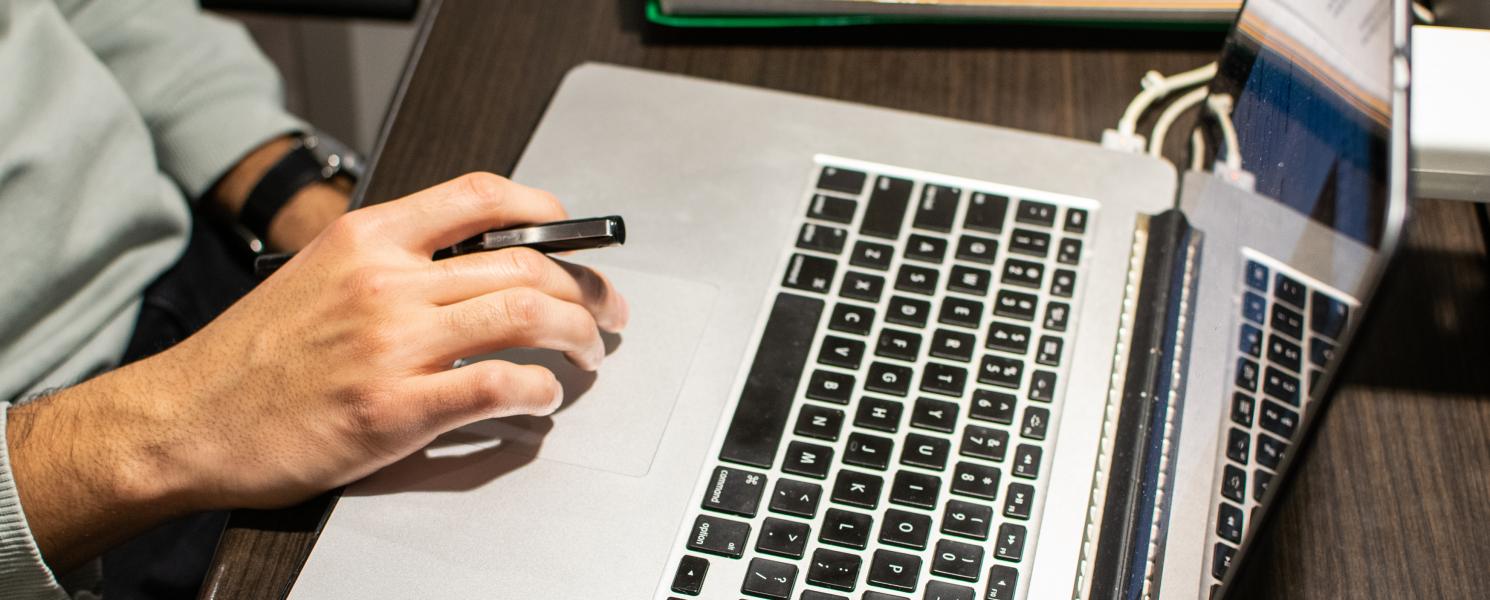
[1211,0,1394,247]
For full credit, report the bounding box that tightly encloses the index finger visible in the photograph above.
[360,172,569,256]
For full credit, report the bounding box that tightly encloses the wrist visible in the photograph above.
[264,178,353,252]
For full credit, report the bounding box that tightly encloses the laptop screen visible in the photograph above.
[1210,0,1396,248]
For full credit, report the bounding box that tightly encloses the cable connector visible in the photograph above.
[1101,129,1148,153]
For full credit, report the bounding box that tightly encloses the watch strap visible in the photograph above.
[240,143,326,242]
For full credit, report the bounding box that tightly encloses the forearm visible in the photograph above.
[208,136,353,252]
[6,357,200,572]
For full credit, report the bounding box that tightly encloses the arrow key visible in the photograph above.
[670,555,709,596]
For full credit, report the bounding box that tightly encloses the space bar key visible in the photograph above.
[718,292,826,469]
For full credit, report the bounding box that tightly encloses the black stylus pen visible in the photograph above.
[253,215,626,279]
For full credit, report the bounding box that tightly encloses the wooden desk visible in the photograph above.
[201,1,1490,597]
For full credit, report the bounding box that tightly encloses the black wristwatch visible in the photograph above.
[238,132,362,244]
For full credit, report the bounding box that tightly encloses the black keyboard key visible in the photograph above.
[1309,337,1336,367]
[818,335,865,370]
[701,466,769,517]
[994,524,1027,562]
[931,539,984,582]
[1254,469,1273,502]
[882,295,931,329]
[1274,273,1306,308]
[1012,444,1041,479]
[939,297,983,329]
[820,508,873,549]
[896,265,939,295]
[1242,291,1267,324]
[1064,208,1089,233]
[1259,400,1299,439]
[770,478,823,519]
[1271,303,1304,340]
[863,592,908,600]
[978,355,1024,389]
[851,241,895,271]
[841,271,886,303]
[1239,323,1263,358]
[921,362,968,397]
[806,370,854,405]
[1008,228,1051,257]
[1256,434,1286,470]
[1000,259,1044,289]
[1014,200,1056,226]
[876,329,922,362]
[844,432,895,470]
[1217,503,1244,544]
[1311,291,1350,339]
[1212,543,1236,580]
[950,461,1001,500]
[905,234,949,264]
[1029,370,1057,402]
[948,265,993,296]
[1035,336,1063,367]
[941,499,994,541]
[964,192,1009,234]
[861,176,914,240]
[1020,406,1050,440]
[1057,237,1082,265]
[889,471,941,509]
[1221,464,1246,503]
[828,303,875,336]
[1267,334,1302,373]
[1225,428,1250,465]
[801,592,849,600]
[1231,392,1255,427]
[930,329,976,362]
[868,549,922,592]
[969,389,1017,425]
[1235,357,1259,392]
[1310,369,1322,393]
[806,548,862,592]
[687,514,750,558]
[742,557,798,600]
[782,440,835,479]
[1003,482,1035,520]
[960,424,1009,462]
[900,433,951,471]
[1043,302,1071,332]
[985,565,1019,600]
[911,397,959,433]
[866,362,914,396]
[797,223,848,255]
[855,396,905,433]
[756,517,811,559]
[914,185,961,232]
[831,469,884,509]
[925,580,976,600]
[817,166,867,195]
[794,404,845,441]
[955,235,998,264]
[1050,269,1077,298]
[1263,367,1300,406]
[807,193,857,224]
[986,321,1031,355]
[671,555,709,595]
[720,293,824,469]
[782,254,837,294]
[1244,260,1269,291]
[879,509,933,550]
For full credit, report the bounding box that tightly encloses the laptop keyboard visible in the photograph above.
[661,158,1097,600]
[1204,249,1354,592]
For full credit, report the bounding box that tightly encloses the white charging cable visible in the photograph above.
[1147,86,1209,158]
[1103,62,1218,153]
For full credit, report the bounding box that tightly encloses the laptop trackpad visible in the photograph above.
[444,266,717,477]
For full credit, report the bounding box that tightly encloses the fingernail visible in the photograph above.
[546,387,564,416]
[588,344,606,369]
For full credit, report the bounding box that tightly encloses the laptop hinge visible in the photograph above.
[1085,208,1203,600]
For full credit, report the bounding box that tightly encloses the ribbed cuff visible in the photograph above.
[0,408,68,599]
[154,96,307,201]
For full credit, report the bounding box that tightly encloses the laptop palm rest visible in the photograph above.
[351,265,717,487]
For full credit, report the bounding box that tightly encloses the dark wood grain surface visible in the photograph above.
[201,0,1490,597]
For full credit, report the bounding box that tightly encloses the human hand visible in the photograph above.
[7,173,628,569]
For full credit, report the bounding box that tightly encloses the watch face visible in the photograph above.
[304,132,365,183]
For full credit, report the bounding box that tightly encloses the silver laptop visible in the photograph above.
[288,0,1409,597]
